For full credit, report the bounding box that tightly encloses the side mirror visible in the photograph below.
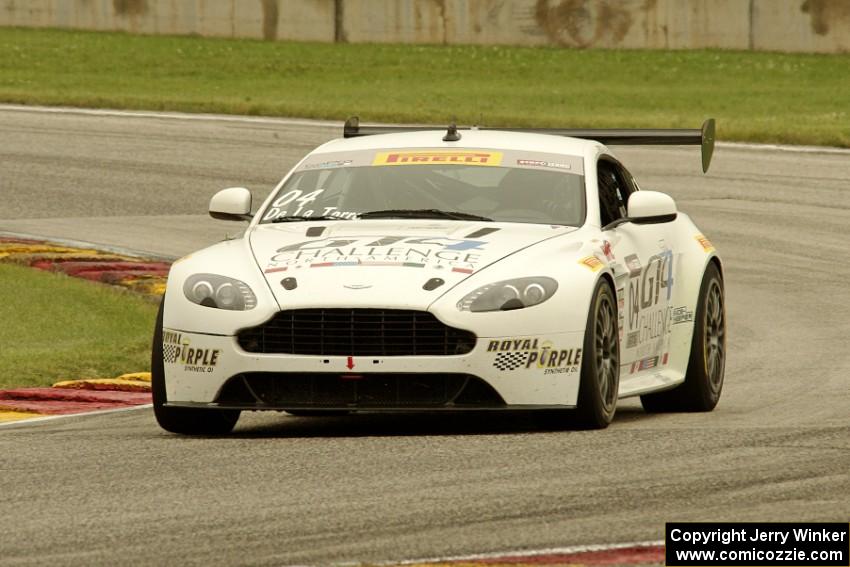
[209,187,253,221]
[628,191,677,223]
[602,191,677,230]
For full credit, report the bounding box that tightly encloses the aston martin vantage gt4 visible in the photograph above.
[152,118,726,434]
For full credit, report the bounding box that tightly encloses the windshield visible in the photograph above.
[259,148,586,226]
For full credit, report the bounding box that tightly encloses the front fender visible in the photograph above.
[428,242,603,337]
[163,238,280,335]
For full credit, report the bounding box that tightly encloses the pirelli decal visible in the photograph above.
[373,150,503,167]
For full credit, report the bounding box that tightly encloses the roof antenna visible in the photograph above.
[443,120,461,142]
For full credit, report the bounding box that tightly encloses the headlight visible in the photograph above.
[457,277,558,312]
[183,274,257,311]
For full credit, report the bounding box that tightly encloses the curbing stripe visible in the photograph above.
[0,236,168,297]
[0,399,145,415]
[116,372,152,382]
[52,378,151,392]
[0,230,176,261]
[0,410,42,423]
[0,387,150,404]
[366,540,666,567]
[0,373,153,422]
[0,235,162,424]
[0,403,153,429]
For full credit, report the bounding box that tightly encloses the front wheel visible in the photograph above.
[573,279,620,429]
[641,262,726,412]
[151,297,240,435]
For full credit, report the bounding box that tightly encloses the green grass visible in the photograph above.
[1,27,849,146]
[0,264,158,389]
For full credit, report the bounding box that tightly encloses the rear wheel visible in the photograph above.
[641,262,725,412]
[151,298,240,435]
[573,279,620,429]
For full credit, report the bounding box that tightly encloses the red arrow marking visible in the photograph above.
[346,356,355,370]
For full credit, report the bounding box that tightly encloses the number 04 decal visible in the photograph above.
[263,189,325,220]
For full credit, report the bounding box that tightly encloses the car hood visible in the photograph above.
[249,220,577,310]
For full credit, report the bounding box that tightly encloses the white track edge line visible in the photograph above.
[2,103,849,155]
[0,403,152,429]
[332,539,666,566]
[0,103,340,128]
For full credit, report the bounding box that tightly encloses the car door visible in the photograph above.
[596,157,677,384]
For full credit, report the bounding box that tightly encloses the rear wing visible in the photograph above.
[343,116,716,173]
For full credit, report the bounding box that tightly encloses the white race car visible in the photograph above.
[152,118,725,434]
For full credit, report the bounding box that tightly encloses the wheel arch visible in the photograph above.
[708,254,724,281]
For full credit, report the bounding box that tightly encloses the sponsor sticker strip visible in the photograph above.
[579,255,603,272]
[516,158,572,170]
[488,338,582,375]
[163,330,221,373]
[695,234,715,253]
[373,150,503,167]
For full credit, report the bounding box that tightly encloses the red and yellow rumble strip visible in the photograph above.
[0,373,151,423]
[0,237,167,424]
[390,543,664,566]
[0,237,169,296]
[373,150,503,166]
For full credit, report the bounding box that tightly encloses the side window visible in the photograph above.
[597,159,633,226]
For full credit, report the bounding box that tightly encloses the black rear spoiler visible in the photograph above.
[343,116,716,173]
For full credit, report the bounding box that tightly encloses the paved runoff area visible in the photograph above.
[0,105,848,566]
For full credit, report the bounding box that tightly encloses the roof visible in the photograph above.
[310,129,603,160]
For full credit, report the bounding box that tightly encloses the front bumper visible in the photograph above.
[162,329,586,409]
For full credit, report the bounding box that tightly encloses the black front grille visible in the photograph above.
[216,373,505,409]
[237,309,477,356]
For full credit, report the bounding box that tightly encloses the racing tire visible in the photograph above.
[151,297,240,435]
[573,279,620,429]
[640,262,725,413]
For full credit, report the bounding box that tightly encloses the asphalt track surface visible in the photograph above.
[1,106,848,566]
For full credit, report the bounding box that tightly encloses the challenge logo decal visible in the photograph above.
[373,151,503,166]
[266,235,487,273]
[695,234,714,253]
[162,330,220,373]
